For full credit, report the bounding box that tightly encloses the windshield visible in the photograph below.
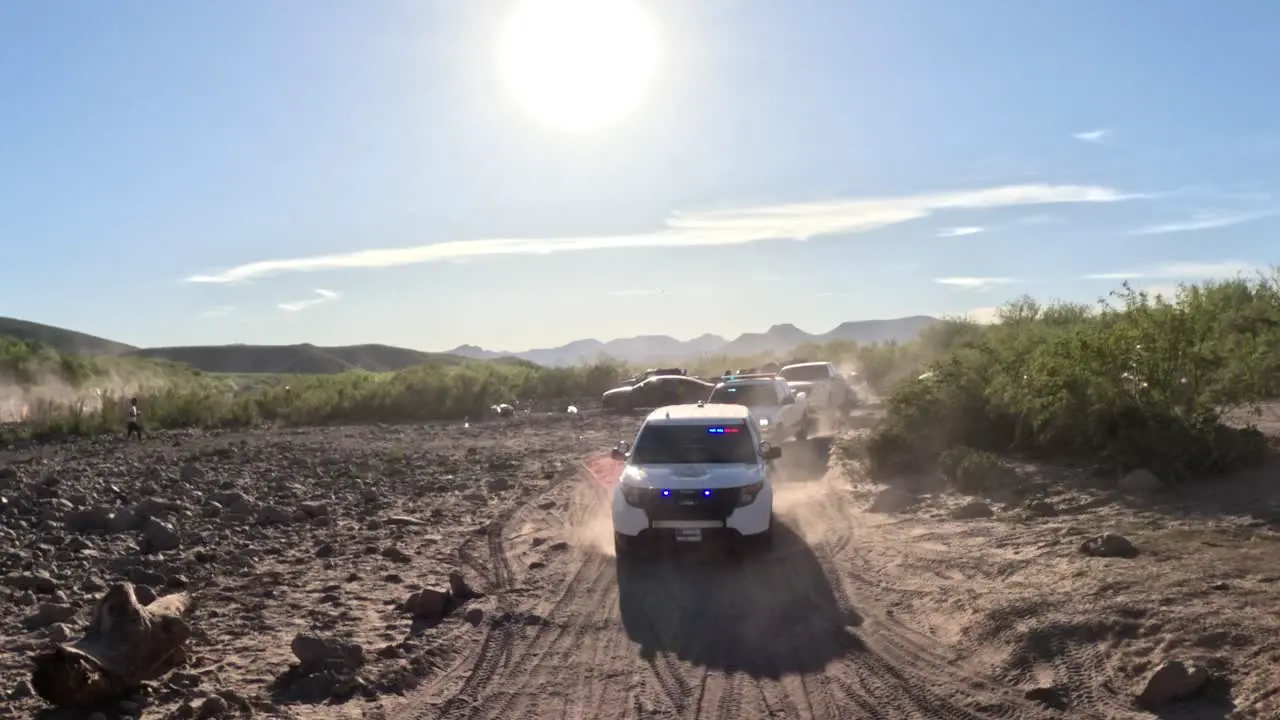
[780,364,831,382]
[630,423,757,464]
[709,383,779,407]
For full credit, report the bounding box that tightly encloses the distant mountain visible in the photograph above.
[1,314,940,375]
[0,317,137,356]
[448,315,940,366]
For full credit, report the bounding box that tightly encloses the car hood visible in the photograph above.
[621,463,763,490]
[602,387,632,399]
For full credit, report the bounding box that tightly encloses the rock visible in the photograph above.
[109,507,141,533]
[487,476,511,492]
[869,487,917,513]
[195,694,228,718]
[201,502,222,519]
[464,607,485,626]
[381,547,411,563]
[290,632,365,670]
[64,506,114,533]
[1079,532,1139,559]
[8,679,34,700]
[1137,659,1209,707]
[951,500,994,519]
[135,585,157,605]
[256,505,292,525]
[1024,685,1068,710]
[298,502,329,518]
[449,571,483,600]
[385,515,428,526]
[1024,499,1058,517]
[23,602,76,629]
[179,463,206,484]
[47,622,75,643]
[1119,468,1163,494]
[2,571,58,593]
[141,517,181,553]
[404,588,449,619]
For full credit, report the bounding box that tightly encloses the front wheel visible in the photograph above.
[614,532,643,561]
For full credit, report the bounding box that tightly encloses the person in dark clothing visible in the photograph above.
[126,397,143,440]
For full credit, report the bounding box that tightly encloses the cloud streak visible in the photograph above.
[1129,210,1272,236]
[1073,128,1111,143]
[185,183,1139,284]
[935,276,1017,290]
[936,226,984,237]
[1082,260,1259,281]
[278,288,340,312]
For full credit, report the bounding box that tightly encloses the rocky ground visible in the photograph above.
[3,406,1280,719]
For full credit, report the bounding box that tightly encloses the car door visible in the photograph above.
[774,380,797,431]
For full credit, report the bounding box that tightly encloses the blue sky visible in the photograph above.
[2,0,1278,352]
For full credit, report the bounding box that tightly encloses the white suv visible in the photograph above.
[609,402,778,557]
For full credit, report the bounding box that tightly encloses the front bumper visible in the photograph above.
[611,483,773,538]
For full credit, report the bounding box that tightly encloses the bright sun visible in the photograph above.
[498,0,660,132]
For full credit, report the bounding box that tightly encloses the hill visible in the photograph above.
[0,317,136,356]
[126,343,475,374]
[449,315,940,366]
[0,314,939,374]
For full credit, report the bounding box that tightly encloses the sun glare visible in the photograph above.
[498,0,660,132]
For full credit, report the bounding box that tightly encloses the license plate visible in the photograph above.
[674,528,703,542]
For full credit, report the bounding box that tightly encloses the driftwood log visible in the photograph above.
[30,581,194,709]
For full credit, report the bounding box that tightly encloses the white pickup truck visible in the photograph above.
[779,361,852,414]
[707,376,812,442]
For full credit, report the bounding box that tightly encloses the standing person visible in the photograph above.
[126,397,143,440]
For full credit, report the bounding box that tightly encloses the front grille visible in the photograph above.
[638,487,740,522]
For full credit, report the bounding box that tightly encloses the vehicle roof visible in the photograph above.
[781,361,832,369]
[644,403,752,425]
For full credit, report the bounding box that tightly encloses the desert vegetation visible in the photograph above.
[864,272,1280,483]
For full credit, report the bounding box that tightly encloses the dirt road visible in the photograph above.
[393,415,1280,720]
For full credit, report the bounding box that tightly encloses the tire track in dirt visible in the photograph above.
[402,435,1063,720]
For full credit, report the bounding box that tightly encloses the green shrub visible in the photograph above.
[937,446,1019,494]
[867,274,1280,483]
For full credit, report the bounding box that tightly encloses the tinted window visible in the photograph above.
[630,423,757,464]
[780,364,832,382]
[709,383,779,407]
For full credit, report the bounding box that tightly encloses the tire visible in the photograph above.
[614,532,642,561]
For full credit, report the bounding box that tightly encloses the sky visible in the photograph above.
[2,0,1279,353]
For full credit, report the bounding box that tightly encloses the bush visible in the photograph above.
[867,274,1280,483]
[7,358,628,442]
[937,446,1019,494]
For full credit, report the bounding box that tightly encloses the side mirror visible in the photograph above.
[795,391,807,401]
[781,395,795,405]
[610,441,630,462]
[761,443,782,460]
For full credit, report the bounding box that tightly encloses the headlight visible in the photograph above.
[736,479,765,507]
[758,418,770,428]
[621,485,647,507]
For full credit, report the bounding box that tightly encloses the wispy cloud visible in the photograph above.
[935,277,1017,291]
[611,288,663,297]
[936,226,984,238]
[1082,260,1259,281]
[184,183,1139,284]
[278,288,340,312]
[1129,210,1272,236]
[1073,128,1111,143]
